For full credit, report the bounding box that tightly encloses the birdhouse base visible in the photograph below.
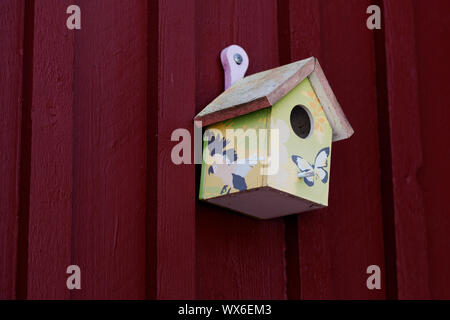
[204,186,325,219]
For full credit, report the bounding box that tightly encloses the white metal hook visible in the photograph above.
[220,45,249,90]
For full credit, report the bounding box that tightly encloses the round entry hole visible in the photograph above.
[290,105,313,139]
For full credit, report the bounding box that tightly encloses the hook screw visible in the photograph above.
[233,53,243,65]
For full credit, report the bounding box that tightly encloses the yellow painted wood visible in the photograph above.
[268,78,332,206]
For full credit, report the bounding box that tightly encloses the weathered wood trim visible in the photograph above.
[309,59,354,141]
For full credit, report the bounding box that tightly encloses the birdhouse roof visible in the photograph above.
[194,57,354,142]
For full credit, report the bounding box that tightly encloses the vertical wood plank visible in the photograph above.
[0,0,24,299]
[381,0,430,299]
[147,0,196,299]
[25,0,74,299]
[71,0,148,299]
[282,0,386,299]
[413,0,450,299]
[195,0,286,299]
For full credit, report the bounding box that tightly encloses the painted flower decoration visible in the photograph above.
[302,90,327,135]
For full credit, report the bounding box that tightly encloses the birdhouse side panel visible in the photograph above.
[268,78,333,206]
[199,108,270,200]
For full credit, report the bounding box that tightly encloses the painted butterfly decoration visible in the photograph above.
[291,147,330,187]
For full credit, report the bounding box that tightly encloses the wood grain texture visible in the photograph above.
[147,0,196,299]
[283,0,386,299]
[25,0,74,299]
[382,0,430,299]
[195,0,286,299]
[413,0,450,299]
[71,0,148,299]
[0,0,24,299]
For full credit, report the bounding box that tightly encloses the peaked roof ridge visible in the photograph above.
[195,56,353,142]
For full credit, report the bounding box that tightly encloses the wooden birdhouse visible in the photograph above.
[195,53,353,219]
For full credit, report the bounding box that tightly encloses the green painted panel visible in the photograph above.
[268,78,332,205]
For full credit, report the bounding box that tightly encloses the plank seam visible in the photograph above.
[70,0,79,301]
[372,0,398,300]
[16,0,35,300]
[146,0,159,300]
[277,0,300,300]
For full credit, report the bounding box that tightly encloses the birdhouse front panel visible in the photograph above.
[268,77,332,207]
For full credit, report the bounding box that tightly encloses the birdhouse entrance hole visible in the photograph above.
[290,105,313,139]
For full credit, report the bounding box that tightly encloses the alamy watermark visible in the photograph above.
[66,265,81,290]
[170,121,280,175]
[66,5,81,30]
[366,5,381,30]
[66,5,380,32]
[366,265,381,290]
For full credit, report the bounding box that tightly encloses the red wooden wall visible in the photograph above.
[1,0,449,299]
